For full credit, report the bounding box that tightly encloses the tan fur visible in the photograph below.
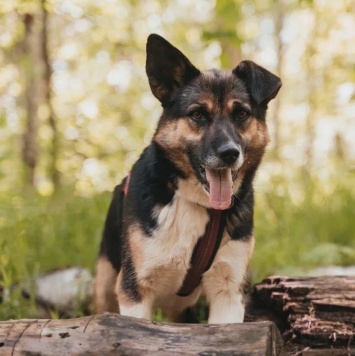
[188,99,214,113]
[116,195,209,319]
[94,256,118,313]
[241,119,269,149]
[137,196,208,293]
[226,99,251,112]
[237,118,270,177]
[202,236,255,323]
[114,272,132,308]
[157,286,201,322]
[128,226,145,273]
[154,119,202,177]
[155,119,202,152]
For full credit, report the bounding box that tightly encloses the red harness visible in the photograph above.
[123,174,225,297]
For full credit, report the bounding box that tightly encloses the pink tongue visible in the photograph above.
[205,168,233,210]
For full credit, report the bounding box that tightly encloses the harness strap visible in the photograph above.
[177,209,225,297]
[123,173,225,297]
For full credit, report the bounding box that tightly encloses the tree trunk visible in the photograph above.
[251,276,355,355]
[22,13,41,187]
[40,0,60,190]
[303,8,322,177]
[0,313,283,355]
[271,1,285,160]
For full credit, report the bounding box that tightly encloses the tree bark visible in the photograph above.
[22,13,41,187]
[40,0,60,190]
[251,276,355,354]
[0,313,283,355]
[271,1,285,160]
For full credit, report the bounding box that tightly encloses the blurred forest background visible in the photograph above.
[0,0,354,319]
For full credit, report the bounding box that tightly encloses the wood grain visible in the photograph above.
[253,275,355,353]
[0,313,284,355]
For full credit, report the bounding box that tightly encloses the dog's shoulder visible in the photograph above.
[126,143,183,235]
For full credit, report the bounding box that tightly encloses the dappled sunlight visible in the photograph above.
[1,0,353,194]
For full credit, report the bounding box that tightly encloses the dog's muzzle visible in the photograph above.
[198,147,243,210]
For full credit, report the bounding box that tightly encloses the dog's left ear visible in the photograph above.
[146,34,200,106]
[233,60,282,105]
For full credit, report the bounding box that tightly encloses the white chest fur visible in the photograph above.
[136,195,209,295]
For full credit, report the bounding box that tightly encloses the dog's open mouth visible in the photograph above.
[199,166,238,210]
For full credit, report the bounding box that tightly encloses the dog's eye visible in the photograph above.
[235,110,249,120]
[190,110,203,120]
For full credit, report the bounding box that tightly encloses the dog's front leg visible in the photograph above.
[115,270,153,320]
[202,237,254,324]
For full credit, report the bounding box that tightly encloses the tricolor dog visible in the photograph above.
[94,34,281,323]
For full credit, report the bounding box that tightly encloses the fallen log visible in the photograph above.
[251,276,355,355]
[2,275,355,355]
[0,313,283,355]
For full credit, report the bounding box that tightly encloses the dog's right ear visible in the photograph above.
[146,34,200,106]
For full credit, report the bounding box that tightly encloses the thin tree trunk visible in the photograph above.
[304,48,317,176]
[22,13,40,187]
[303,10,320,177]
[40,0,60,189]
[272,1,285,160]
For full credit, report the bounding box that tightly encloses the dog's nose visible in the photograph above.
[217,144,240,165]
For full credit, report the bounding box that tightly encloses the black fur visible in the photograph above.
[125,142,184,236]
[233,60,282,105]
[99,143,184,247]
[146,34,200,106]
[99,183,125,272]
[120,245,141,303]
[99,142,185,303]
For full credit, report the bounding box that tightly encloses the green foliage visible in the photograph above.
[0,189,109,319]
[252,172,355,281]
[0,190,108,278]
[0,172,354,319]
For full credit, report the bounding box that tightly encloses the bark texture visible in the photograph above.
[2,276,355,355]
[0,313,283,355]
[22,13,41,187]
[40,0,60,189]
[252,276,355,355]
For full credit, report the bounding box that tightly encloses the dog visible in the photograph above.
[94,33,281,324]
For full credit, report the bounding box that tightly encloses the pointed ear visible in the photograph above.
[233,60,282,105]
[146,34,200,105]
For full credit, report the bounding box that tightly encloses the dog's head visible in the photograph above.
[146,34,281,210]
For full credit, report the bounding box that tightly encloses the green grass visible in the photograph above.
[252,172,355,281]
[0,189,110,319]
[0,173,354,320]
